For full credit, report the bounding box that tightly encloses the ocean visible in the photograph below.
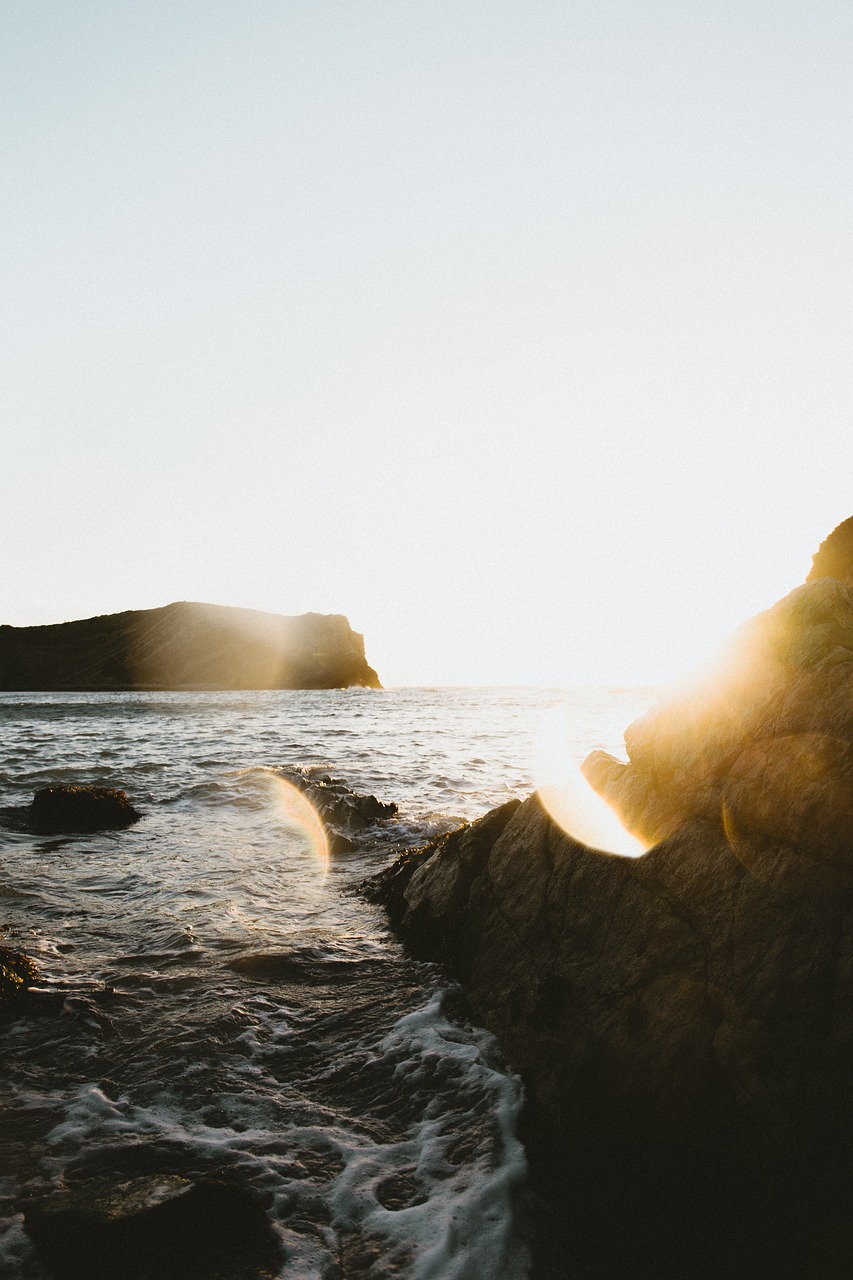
[0,685,657,1279]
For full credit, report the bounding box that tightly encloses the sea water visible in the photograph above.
[0,686,656,1278]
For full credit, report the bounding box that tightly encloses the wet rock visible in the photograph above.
[274,766,397,851]
[363,801,521,962]
[30,785,141,833]
[24,1177,282,1280]
[368,520,853,1272]
[0,944,37,1011]
[229,949,367,984]
[371,793,853,1275]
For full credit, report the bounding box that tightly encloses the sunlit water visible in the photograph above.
[0,686,656,1279]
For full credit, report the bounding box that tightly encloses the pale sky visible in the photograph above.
[3,1,852,686]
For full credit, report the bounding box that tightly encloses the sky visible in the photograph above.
[3,0,852,686]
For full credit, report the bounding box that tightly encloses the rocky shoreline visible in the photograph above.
[367,517,853,1276]
[10,518,853,1275]
[1,771,407,1279]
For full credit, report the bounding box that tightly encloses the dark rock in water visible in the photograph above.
[274,766,397,854]
[0,944,38,1011]
[24,1177,282,1280]
[0,601,381,690]
[31,785,141,833]
[276,768,397,832]
[229,949,366,984]
[808,514,853,583]
[363,801,521,959]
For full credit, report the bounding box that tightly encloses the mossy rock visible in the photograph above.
[31,786,141,834]
[0,945,38,1007]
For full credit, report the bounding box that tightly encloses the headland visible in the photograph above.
[0,601,381,691]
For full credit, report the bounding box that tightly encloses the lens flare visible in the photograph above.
[262,773,330,876]
[533,705,648,858]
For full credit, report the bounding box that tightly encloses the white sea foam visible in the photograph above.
[330,992,530,1280]
[30,992,529,1280]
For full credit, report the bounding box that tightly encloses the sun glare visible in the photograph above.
[262,773,330,877]
[533,705,648,858]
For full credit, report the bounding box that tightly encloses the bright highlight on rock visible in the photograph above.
[534,705,647,858]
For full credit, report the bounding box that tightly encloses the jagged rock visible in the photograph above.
[0,602,381,691]
[370,795,853,1276]
[368,521,853,1272]
[808,514,853,583]
[24,1177,282,1280]
[582,578,853,854]
[273,767,397,852]
[31,785,141,833]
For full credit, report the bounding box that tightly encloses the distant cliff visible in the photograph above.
[0,603,381,691]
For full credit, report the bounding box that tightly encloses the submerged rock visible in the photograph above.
[24,1177,282,1280]
[273,766,398,852]
[0,944,38,1011]
[31,785,141,833]
[0,601,381,691]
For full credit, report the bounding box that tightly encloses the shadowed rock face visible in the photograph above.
[370,795,853,1275]
[368,520,853,1275]
[0,602,381,691]
[370,798,853,1155]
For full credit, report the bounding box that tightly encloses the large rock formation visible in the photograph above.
[581,577,853,855]
[368,523,853,1276]
[0,602,381,691]
[369,799,853,1274]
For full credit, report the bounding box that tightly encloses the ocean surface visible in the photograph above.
[0,685,657,1279]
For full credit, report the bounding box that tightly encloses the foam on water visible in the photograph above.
[1,993,528,1280]
[0,686,657,1278]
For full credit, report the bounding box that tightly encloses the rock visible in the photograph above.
[368,526,853,1272]
[370,794,853,1275]
[581,577,853,855]
[0,601,381,691]
[273,766,397,852]
[24,1177,282,1280]
[31,785,141,833]
[808,514,853,583]
[0,944,38,1011]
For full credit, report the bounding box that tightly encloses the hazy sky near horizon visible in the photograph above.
[3,1,852,685]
